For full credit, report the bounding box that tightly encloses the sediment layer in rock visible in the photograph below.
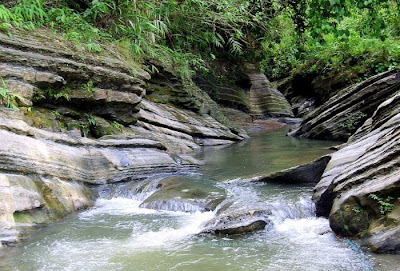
[290,71,400,141]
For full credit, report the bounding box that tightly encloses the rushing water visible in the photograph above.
[1,129,399,271]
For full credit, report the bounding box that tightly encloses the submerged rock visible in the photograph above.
[139,176,225,213]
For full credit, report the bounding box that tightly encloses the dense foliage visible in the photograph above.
[0,0,399,81]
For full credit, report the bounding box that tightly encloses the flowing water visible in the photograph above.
[1,129,399,271]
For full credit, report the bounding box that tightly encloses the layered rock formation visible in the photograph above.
[246,64,294,118]
[310,86,400,253]
[290,71,400,140]
[195,63,293,118]
[0,29,244,246]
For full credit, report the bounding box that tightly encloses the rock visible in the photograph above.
[312,92,400,253]
[135,100,244,153]
[0,174,95,246]
[0,113,193,185]
[194,63,293,119]
[145,63,237,131]
[251,156,331,184]
[246,64,294,118]
[290,71,400,140]
[90,116,123,138]
[0,30,148,125]
[0,28,248,246]
[139,176,225,213]
[290,96,316,118]
[202,202,272,235]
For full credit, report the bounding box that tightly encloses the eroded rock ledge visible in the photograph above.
[290,71,400,141]
[312,91,400,253]
[0,29,245,246]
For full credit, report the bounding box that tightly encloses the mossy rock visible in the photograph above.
[89,116,123,138]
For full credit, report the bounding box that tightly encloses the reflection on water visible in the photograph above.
[195,128,338,180]
[1,129,397,271]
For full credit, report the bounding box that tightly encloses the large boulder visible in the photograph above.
[313,92,400,253]
[290,71,400,141]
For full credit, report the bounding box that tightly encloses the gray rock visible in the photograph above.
[312,92,400,253]
[139,176,225,213]
[246,64,294,118]
[290,71,400,140]
[202,205,272,235]
[251,156,331,184]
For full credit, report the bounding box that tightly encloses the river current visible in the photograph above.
[1,129,399,271]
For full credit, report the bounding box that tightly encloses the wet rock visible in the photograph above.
[251,156,331,184]
[140,176,225,213]
[202,203,272,235]
[290,71,400,141]
[0,174,95,246]
[312,92,400,253]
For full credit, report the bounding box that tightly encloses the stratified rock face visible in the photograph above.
[134,100,243,153]
[0,174,95,245]
[194,63,293,118]
[290,71,400,141]
[313,92,400,253]
[0,28,245,246]
[246,64,294,118]
[0,108,198,245]
[0,29,149,125]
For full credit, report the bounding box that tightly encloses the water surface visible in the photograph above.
[1,129,398,271]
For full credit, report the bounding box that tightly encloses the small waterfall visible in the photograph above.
[268,196,316,224]
[140,199,207,213]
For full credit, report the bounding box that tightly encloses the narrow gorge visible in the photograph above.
[0,1,400,270]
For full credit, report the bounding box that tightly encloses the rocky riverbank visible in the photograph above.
[0,28,245,246]
[289,71,400,253]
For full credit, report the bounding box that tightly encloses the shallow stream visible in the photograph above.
[1,129,399,271]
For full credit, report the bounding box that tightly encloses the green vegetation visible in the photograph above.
[0,79,21,109]
[83,80,95,95]
[35,87,71,101]
[0,0,399,85]
[112,121,121,131]
[338,111,367,131]
[369,193,397,215]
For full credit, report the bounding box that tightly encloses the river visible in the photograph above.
[1,129,399,271]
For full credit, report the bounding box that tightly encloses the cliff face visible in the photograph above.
[300,71,400,253]
[0,29,244,245]
[289,71,400,141]
[195,63,293,118]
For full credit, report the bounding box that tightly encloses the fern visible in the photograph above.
[228,37,243,55]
